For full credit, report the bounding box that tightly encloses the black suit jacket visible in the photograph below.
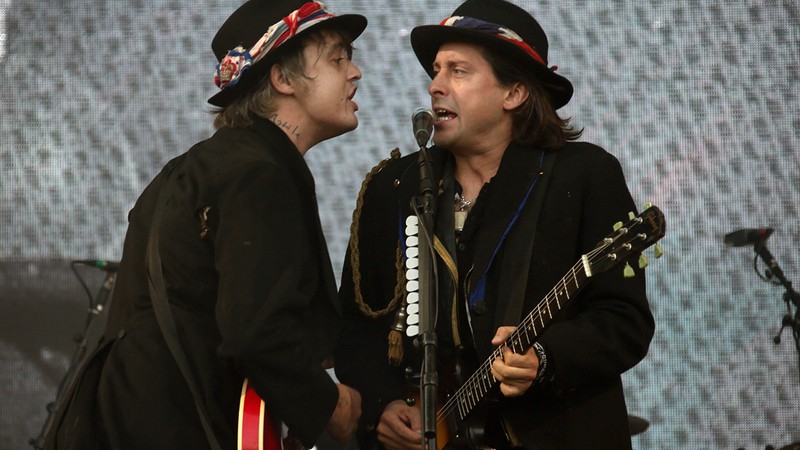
[49,119,341,449]
[335,142,655,450]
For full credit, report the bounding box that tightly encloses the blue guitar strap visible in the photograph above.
[497,149,558,326]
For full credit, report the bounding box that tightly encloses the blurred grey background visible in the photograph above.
[1,0,798,449]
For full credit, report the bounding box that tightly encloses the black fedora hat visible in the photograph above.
[208,0,366,107]
[410,0,573,109]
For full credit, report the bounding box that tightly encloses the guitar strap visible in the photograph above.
[497,149,558,326]
[494,149,556,450]
[146,168,223,450]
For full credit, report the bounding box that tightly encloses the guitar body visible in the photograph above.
[238,378,282,450]
[440,395,515,450]
[415,346,521,450]
[445,406,519,450]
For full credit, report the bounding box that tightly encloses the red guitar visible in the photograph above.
[238,378,282,450]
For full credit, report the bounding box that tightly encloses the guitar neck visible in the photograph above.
[508,256,591,352]
[439,257,591,423]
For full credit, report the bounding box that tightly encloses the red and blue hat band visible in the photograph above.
[439,16,546,66]
[215,1,334,90]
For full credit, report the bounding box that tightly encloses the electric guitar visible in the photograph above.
[420,205,666,450]
[238,378,282,450]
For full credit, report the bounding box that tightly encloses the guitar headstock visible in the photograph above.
[586,204,666,277]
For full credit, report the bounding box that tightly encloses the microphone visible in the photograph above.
[412,107,434,148]
[723,228,774,247]
[76,259,121,272]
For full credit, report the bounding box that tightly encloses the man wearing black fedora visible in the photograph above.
[45,1,366,449]
[335,0,655,449]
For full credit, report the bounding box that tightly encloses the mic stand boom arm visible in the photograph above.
[755,242,800,383]
[414,145,438,450]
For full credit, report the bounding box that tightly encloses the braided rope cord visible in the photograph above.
[349,149,406,319]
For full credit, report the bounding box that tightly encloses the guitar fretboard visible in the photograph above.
[439,254,593,424]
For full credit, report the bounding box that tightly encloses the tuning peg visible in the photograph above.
[654,243,664,258]
[613,221,623,231]
[623,262,635,278]
[628,211,635,220]
[644,201,653,210]
[638,253,650,269]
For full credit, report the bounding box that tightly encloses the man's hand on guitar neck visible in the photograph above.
[491,326,540,398]
[326,383,362,443]
[377,399,422,450]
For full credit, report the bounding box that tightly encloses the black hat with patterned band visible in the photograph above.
[208,0,367,107]
[410,0,573,109]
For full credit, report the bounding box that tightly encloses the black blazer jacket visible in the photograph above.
[49,119,341,449]
[335,142,656,450]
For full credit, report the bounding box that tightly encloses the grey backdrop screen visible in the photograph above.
[1,1,798,449]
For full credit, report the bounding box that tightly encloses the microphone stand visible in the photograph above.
[414,144,439,450]
[755,242,800,383]
[30,267,117,449]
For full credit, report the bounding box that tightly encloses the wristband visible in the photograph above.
[532,342,548,383]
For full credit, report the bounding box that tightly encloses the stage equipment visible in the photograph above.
[29,260,118,449]
[409,106,440,450]
[725,229,800,383]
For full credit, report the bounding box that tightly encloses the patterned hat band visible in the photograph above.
[439,16,548,67]
[214,1,334,90]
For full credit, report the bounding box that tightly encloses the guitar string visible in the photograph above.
[436,246,602,422]
[437,258,586,422]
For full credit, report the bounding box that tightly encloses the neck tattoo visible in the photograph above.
[269,114,301,141]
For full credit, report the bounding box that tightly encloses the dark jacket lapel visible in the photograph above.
[467,144,544,299]
[251,119,340,315]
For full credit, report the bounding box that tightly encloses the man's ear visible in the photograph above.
[503,82,529,111]
[270,64,294,95]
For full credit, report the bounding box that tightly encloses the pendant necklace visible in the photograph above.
[454,192,477,233]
